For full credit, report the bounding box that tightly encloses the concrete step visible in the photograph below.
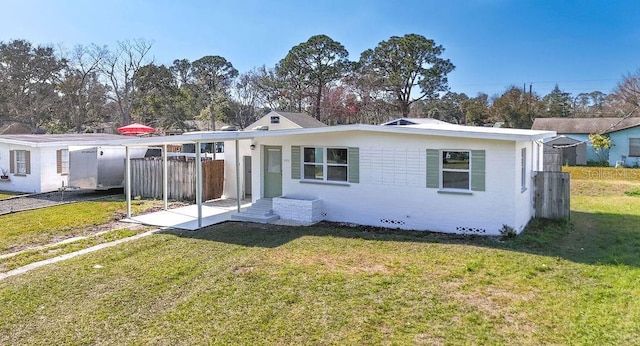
[230,198,278,223]
[231,213,279,223]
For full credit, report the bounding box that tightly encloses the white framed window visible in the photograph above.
[16,150,27,174]
[441,150,470,190]
[303,147,348,182]
[521,147,527,192]
[57,149,69,175]
[629,138,640,157]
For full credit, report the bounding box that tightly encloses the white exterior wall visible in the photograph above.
[0,144,67,193]
[39,146,68,192]
[252,131,527,236]
[247,115,302,131]
[222,139,252,199]
[513,141,538,233]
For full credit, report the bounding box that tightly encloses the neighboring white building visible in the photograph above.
[121,123,555,235]
[0,134,125,193]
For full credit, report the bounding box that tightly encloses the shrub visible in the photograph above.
[499,224,517,239]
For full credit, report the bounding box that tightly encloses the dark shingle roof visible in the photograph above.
[531,117,640,134]
[272,111,327,128]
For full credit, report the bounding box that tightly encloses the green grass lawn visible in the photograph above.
[0,191,19,200]
[0,197,157,255]
[0,168,639,344]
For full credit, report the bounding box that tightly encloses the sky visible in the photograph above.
[1,0,639,98]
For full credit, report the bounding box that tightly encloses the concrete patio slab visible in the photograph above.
[123,198,252,230]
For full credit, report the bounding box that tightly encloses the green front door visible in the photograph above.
[264,146,282,198]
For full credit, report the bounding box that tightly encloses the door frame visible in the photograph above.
[263,145,282,198]
[243,155,252,198]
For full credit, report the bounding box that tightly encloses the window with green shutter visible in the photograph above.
[291,146,301,179]
[291,146,358,183]
[426,149,439,188]
[426,149,485,191]
[470,150,485,191]
[348,147,359,183]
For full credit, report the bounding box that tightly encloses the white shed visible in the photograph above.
[0,134,126,193]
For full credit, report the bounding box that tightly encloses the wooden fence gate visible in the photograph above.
[534,171,570,219]
[131,158,224,201]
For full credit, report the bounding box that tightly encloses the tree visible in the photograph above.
[57,44,109,132]
[102,39,153,126]
[463,93,491,125]
[0,39,67,131]
[358,34,454,116]
[490,86,543,128]
[231,69,262,129]
[191,55,238,129]
[280,35,350,120]
[610,70,640,116]
[415,92,469,124]
[589,133,612,164]
[131,63,185,129]
[543,84,572,117]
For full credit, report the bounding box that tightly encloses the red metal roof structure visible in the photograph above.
[117,123,155,135]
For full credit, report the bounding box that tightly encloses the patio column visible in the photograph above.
[163,144,168,211]
[195,141,203,228]
[125,146,131,218]
[235,139,241,213]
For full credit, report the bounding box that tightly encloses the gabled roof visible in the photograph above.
[381,118,452,126]
[269,111,327,128]
[0,134,127,147]
[532,117,640,134]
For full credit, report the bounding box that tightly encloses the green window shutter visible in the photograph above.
[426,149,439,188]
[348,147,359,183]
[471,150,485,191]
[291,146,301,179]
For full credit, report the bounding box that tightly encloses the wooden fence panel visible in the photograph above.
[534,171,570,219]
[130,158,224,201]
[543,146,562,172]
[203,160,224,200]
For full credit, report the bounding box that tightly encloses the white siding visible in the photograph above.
[222,139,252,199]
[0,144,70,193]
[252,131,525,236]
[246,113,301,131]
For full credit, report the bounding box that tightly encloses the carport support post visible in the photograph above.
[162,144,168,211]
[125,146,131,218]
[195,141,203,228]
[235,139,241,213]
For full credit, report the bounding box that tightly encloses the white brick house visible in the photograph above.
[120,124,555,235]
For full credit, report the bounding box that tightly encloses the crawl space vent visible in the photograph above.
[380,218,406,226]
[456,226,487,234]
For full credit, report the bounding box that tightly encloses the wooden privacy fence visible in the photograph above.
[543,146,562,172]
[130,158,224,201]
[534,171,570,219]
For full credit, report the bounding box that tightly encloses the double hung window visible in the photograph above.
[303,147,348,182]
